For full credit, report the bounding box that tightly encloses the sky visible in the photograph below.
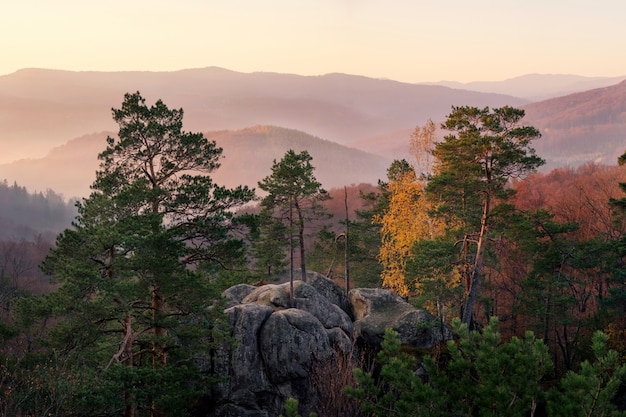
[1,0,625,83]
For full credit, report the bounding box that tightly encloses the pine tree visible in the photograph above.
[427,106,543,324]
[251,207,289,277]
[547,331,626,417]
[431,318,551,417]
[24,92,254,416]
[343,184,388,288]
[406,236,464,321]
[348,319,553,417]
[346,328,443,417]
[279,397,318,417]
[502,209,587,370]
[258,149,330,296]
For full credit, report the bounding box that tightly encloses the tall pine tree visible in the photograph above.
[257,150,329,298]
[427,106,543,324]
[36,92,254,416]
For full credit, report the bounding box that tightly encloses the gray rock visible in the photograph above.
[350,287,406,321]
[259,308,332,384]
[214,304,276,407]
[222,283,257,308]
[307,272,353,318]
[349,287,453,349]
[326,326,353,353]
[292,281,353,337]
[242,284,290,309]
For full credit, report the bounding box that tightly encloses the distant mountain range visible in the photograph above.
[423,74,626,101]
[0,67,526,163]
[0,67,625,198]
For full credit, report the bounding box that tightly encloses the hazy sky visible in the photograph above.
[1,0,625,83]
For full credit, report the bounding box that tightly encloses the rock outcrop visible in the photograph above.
[209,272,451,417]
[350,288,453,350]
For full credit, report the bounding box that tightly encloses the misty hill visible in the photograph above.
[0,180,76,240]
[354,79,626,169]
[522,79,626,167]
[206,126,391,191]
[425,74,626,101]
[0,126,391,199]
[0,67,527,163]
[2,67,624,181]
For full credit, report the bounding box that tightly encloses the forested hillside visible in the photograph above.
[1,68,625,195]
[524,79,626,166]
[0,180,76,240]
[0,181,72,341]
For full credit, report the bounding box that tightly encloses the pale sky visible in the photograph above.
[1,0,625,83]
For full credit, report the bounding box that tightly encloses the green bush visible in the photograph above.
[348,319,626,417]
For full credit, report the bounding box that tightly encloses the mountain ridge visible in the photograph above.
[0,126,391,199]
[422,73,626,101]
[522,79,626,166]
[1,67,625,195]
[0,67,526,164]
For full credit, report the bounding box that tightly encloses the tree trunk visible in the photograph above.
[151,284,166,367]
[150,284,167,417]
[123,314,135,417]
[124,391,135,417]
[462,195,490,325]
[294,200,307,282]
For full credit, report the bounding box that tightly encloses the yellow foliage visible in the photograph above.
[375,170,445,296]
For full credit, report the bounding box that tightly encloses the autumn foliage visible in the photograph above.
[375,167,444,296]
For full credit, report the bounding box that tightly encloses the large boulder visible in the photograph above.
[242,284,290,309]
[212,303,277,413]
[222,283,257,308]
[292,281,353,338]
[349,287,453,349]
[259,308,332,384]
[211,276,451,417]
[213,277,351,417]
[307,272,353,318]
[275,271,353,317]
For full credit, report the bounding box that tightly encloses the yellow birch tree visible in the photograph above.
[375,120,449,297]
[375,160,444,296]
